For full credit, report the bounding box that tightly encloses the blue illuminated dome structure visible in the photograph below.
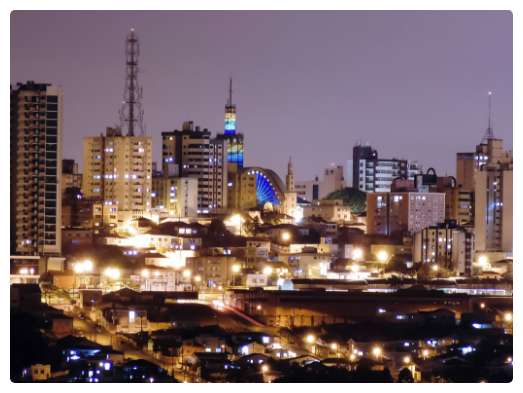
[244,167,285,207]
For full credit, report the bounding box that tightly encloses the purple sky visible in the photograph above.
[11,11,512,182]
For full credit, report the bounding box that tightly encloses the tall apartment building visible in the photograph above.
[474,137,512,253]
[82,127,152,225]
[413,220,474,276]
[11,81,62,255]
[152,176,198,218]
[352,144,422,192]
[162,121,227,210]
[367,191,445,236]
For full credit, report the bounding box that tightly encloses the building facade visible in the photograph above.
[413,220,475,276]
[474,138,512,253]
[82,127,152,225]
[367,191,445,236]
[11,81,62,255]
[162,121,228,210]
[352,144,422,193]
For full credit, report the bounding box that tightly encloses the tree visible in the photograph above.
[325,187,366,214]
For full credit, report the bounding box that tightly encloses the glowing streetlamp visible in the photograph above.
[305,334,316,345]
[421,349,429,359]
[371,346,383,360]
[477,255,489,270]
[141,269,150,278]
[281,231,291,242]
[403,355,411,364]
[182,269,192,279]
[504,312,513,323]
[103,267,121,280]
[261,364,269,374]
[431,264,439,272]
[352,247,363,261]
[263,266,273,276]
[194,275,202,283]
[376,250,389,263]
[231,264,241,274]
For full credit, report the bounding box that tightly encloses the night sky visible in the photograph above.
[11,11,512,182]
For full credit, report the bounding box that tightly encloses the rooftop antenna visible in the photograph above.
[227,77,233,107]
[484,91,494,141]
[119,28,145,136]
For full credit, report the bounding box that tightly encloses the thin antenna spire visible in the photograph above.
[485,90,494,140]
[227,77,233,107]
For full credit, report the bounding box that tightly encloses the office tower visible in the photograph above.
[474,137,512,253]
[413,220,474,276]
[215,78,245,209]
[461,92,513,254]
[82,126,152,225]
[352,143,422,192]
[162,121,227,210]
[11,81,62,255]
[61,159,82,195]
[367,191,445,236]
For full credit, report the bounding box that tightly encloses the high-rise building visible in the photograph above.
[352,144,422,192]
[162,121,227,210]
[458,92,513,255]
[82,127,152,225]
[11,81,62,255]
[367,191,445,236]
[215,79,244,209]
[474,138,512,253]
[413,220,474,276]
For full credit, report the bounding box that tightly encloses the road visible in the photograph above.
[72,314,191,381]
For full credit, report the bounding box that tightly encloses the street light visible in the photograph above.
[141,268,150,278]
[421,349,429,359]
[371,346,382,359]
[194,275,202,283]
[504,312,513,322]
[352,248,363,261]
[305,334,316,345]
[231,264,241,273]
[281,231,291,242]
[261,364,269,374]
[182,269,192,279]
[431,264,439,272]
[103,267,121,280]
[403,355,411,364]
[263,266,273,276]
[376,250,389,263]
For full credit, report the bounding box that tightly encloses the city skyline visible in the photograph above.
[11,10,512,180]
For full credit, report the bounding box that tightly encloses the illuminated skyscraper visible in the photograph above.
[11,81,62,255]
[162,121,227,211]
[217,78,245,208]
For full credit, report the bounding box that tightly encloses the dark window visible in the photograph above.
[47,96,58,103]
